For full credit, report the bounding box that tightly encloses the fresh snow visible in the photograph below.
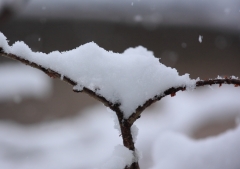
[0,32,196,118]
[230,75,239,80]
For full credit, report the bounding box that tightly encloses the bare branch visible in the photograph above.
[196,78,240,87]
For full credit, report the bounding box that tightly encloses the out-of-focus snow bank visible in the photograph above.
[0,105,121,169]
[0,85,239,169]
[0,63,52,102]
[136,85,240,169]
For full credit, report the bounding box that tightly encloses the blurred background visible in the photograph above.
[0,0,240,169]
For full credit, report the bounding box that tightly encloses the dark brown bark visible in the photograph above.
[121,122,139,169]
[128,86,186,125]
[125,162,140,169]
[196,78,240,87]
[111,106,139,169]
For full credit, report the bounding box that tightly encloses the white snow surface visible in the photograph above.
[100,145,134,169]
[0,85,240,169]
[131,124,139,143]
[0,32,196,118]
[0,63,52,102]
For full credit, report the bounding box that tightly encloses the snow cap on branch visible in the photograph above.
[0,32,196,118]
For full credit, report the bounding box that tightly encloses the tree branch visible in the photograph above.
[0,47,122,111]
[1,46,239,169]
[196,78,240,87]
[1,47,239,124]
[128,78,240,125]
[128,86,186,124]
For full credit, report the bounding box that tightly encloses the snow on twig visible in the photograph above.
[0,32,196,119]
[0,32,239,122]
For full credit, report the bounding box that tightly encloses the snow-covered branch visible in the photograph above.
[0,32,197,119]
[0,31,240,169]
[0,45,117,111]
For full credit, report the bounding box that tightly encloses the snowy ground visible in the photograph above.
[0,85,239,169]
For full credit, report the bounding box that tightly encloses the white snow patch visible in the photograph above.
[0,63,52,102]
[0,105,122,169]
[108,107,121,134]
[135,85,240,168]
[0,33,10,53]
[0,32,196,118]
[131,124,139,143]
[134,148,142,163]
[216,75,238,80]
[231,75,238,79]
[151,127,240,169]
[100,145,134,169]
[216,75,223,79]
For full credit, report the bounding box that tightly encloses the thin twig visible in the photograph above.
[196,78,240,87]
[128,78,240,124]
